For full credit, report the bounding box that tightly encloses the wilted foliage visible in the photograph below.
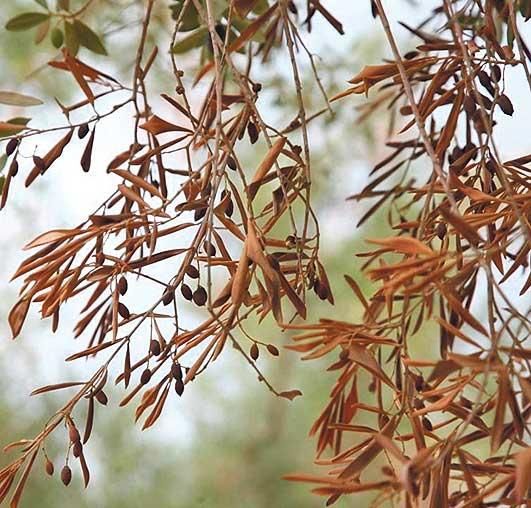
[0,0,530,507]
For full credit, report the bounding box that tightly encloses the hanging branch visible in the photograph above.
[0,1,529,506]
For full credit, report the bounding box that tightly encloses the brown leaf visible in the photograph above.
[279,390,303,401]
[515,447,531,503]
[8,298,31,339]
[139,115,192,136]
[367,236,434,256]
[249,137,286,200]
[62,49,94,103]
[80,127,95,172]
[142,382,171,430]
[83,397,94,444]
[9,448,38,508]
[31,381,85,396]
[23,228,81,250]
[435,88,463,159]
[195,4,279,83]
[348,345,395,389]
[491,369,509,453]
[339,417,397,479]
[111,169,163,199]
[439,207,484,246]
[25,128,74,187]
[246,220,283,323]
[79,451,90,488]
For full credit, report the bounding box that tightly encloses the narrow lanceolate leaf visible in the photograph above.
[30,381,85,396]
[245,219,283,323]
[435,88,463,159]
[34,18,50,44]
[79,451,90,487]
[9,448,38,508]
[439,207,484,246]
[0,118,30,139]
[339,418,398,479]
[142,382,171,430]
[195,3,279,82]
[117,184,150,209]
[515,447,531,503]
[123,344,131,388]
[140,115,192,135]
[83,397,94,444]
[0,170,12,210]
[367,236,435,256]
[62,49,94,103]
[111,169,163,199]
[491,369,509,453]
[8,298,31,339]
[249,137,286,199]
[234,0,258,17]
[23,228,81,250]
[228,3,279,52]
[25,128,74,187]
[0,92,43,107]
[73,20,107,55]
[171,27,208,54]
[230,247,250,310]
[5,12,49,31]
[442,288,489,337]
[347,345,394,389]
[64,21,79,56]
[80,127,95,172]
[344,275,373,319]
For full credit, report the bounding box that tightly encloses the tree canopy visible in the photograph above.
[0,1,530,506]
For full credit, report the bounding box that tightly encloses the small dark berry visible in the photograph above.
[78,123,90,139]
[203,241,216,256]
[5,138,18,156]
[227,156,237,170]
[45,458,54,476]
[250,343,259,360]
[61,465,72,486]
[162,289,175,306]
[266,344,279,357]
[72,441,83,458]
[118,302,130,319]
[181,284,193,301]
[436,223,447,240]
[194,206,207,221]
[140,368,152,385]
[171,363,183,381]
[174,378,184,396]
[247,122,259,144]
[150,339,161,356]
[186,265,199,279]
[9,159,18,177]
[68,425,80,444]
[118,276,128,296]
[225,199,234,217]
[192,286,207,306]
[95,390,108,405]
